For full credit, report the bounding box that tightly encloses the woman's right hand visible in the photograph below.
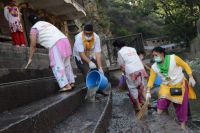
[189,76,196,87]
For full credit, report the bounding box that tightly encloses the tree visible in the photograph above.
[155,0,200,43]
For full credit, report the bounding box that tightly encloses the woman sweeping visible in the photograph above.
[113,40,148,112]
[146,46,197,130]
[25,15,75,92]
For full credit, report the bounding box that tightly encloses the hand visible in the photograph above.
[146,91,151,101]
[25,59,32,69]
[99,67,104,74]
[189,77,196,87]
[89,61,97,69]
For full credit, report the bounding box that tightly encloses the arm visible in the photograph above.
[94,36,102,68]
[117,52,125,71]
[79,52,90,63]
[146,68,157,91]
[95,52,102,68]
[28,34,37,60]
[175,55,196,86]
[143,62,151,71]
[175,55,192,77]
[4,6,9,21]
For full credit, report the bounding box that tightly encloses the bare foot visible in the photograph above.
[180,123,187,132]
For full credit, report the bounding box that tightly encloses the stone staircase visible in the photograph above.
[0,43,112,133]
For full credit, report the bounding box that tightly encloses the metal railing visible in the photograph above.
[102,33,144,66]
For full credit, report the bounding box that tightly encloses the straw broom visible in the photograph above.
[136,100,149,120]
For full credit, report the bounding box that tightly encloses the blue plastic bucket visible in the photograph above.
[154,75,162,86]
[86,70,108,90]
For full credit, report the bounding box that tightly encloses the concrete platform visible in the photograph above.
[0,86,86,133]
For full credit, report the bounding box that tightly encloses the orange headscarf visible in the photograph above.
[82,32,95,56]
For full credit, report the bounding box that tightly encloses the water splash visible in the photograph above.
[85,87,98,102]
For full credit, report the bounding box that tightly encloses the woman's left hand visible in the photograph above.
[189,77,196,87]
[99,67,104,74]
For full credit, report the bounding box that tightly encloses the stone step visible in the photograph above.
[0,86,86,133]
[0,77,58,113]
[0,71,85,113]
[0,69,53,84]
[0,43,79,70]
[50,84,112,133]
[0,43,49,69]
[0,35,12,42]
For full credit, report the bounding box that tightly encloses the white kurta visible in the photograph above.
[73,32,101,62]
[31,21,66,49]
[118,46,144,75]
[117,46,145,90]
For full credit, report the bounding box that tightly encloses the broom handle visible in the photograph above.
[24,59,32,69]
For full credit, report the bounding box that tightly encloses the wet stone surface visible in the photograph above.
[107,89,135,133]
[50,93,109,133]
[108,88,200,133]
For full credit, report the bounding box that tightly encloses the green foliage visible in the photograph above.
[101,0,166,37]
[113,26,131,36]
[154,0,200,43]
[96,0,200,43]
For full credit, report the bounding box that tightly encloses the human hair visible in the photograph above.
[137,50,146,56]
[84,21,93,32]
[152,46,166,56]
[112,40,126,49]
[28,14,40,25]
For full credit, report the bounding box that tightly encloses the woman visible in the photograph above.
[26,15,75,92]
[4,0,26,47]
[113,40,148,112]
[137,51,151,72]
[146,46,197,130]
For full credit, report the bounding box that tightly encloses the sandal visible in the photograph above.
[70,83,75,88]
[59,86,72,92]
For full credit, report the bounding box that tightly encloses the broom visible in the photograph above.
[136,99,149,120]
[24,59,32,69]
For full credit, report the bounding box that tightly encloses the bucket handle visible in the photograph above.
[88,68,98,73]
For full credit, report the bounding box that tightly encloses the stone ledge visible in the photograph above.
[0,69,53,84]
[0,86,86,133]
[0,77,58,113]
